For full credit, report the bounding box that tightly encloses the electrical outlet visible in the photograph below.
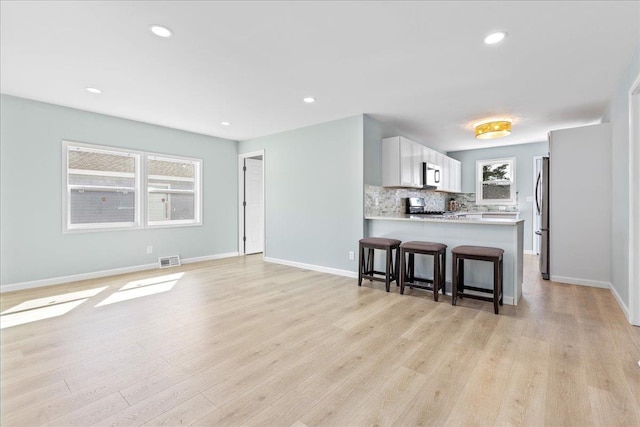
[349,251,355,261]
[374,197,379,206]
[146,245,153,254]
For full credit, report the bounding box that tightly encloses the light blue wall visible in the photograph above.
[0,95,238,287]
[363,114,404,186]
[604,44,640,307]
[363,115,382,186]
[238,115,364,273]
[448,141,549,252]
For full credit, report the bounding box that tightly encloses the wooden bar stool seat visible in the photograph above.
[358,237,401,292]
[451,245,504,314]
[399,241,447,301]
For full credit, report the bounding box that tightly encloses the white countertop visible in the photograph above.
[365,214,524,226]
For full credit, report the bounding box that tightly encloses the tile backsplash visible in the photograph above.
[364,185,447,216]
[451,192,519,213]
[364,185,519,216]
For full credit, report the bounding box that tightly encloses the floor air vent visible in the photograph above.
[159,255,181,269]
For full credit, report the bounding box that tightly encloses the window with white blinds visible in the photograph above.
[146,155,202,226]
[64,143,142,231]
[63,141,202,232]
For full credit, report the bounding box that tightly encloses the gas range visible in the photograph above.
[405,197,448,215]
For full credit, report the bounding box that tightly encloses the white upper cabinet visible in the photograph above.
[382,136,461,192]
[450,158,462,193]
[382,136,422,188]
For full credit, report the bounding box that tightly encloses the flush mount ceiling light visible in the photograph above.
[85,87,102,94]
[474,120,512,139]
[221,121,231,126]
[148,24,173,38]
[484,31,507,45]
[303,97,316,103]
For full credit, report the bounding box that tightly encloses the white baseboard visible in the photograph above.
[181,252,239,265]
[0,252,239,293]
[263,257,358,279]
[550,275,611,289]
[609,283,630,320]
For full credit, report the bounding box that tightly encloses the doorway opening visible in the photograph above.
[238,150,265,256]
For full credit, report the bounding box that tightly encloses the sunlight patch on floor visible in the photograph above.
[95,281,177,307]
[1,286,107,315]
[0,299,87,329]
[120,272,184,291]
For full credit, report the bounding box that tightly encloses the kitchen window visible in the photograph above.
[146,154,202,227]
[63,141,202,232]
[475,157,516,205]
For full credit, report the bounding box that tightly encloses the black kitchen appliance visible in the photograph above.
[535,156,550,280]
[405,197,446,216]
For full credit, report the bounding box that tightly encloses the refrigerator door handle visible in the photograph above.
[535,172,542,214]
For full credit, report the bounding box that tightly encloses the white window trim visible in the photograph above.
[62,141,204,233]
[475,157,517,205]
[145,153,203,228]
[62,141,143,233]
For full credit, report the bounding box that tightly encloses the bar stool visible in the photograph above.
[451,245,504,314]
[358,237,401,292]
[399,241,447,301]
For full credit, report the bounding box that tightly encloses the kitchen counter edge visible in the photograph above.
[365,214,524,226]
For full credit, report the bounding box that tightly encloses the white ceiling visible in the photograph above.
[1,1,638,152]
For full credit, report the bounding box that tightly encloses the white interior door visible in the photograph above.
[244,158,263,254]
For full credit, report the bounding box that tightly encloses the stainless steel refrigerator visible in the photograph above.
[535,156,550,279]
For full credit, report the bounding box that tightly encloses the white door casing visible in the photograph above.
[244,158,264,254]
[629,74,640,326]
[238,150,265,256]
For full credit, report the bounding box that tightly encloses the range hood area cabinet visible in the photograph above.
[381,136,461,192]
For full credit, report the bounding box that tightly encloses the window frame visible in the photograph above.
[145,153,203,228]
[62,141,203,233]
[62,141,143,233]
[475,157,517,205]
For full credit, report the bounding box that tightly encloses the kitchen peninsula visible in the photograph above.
[365,214,524,305]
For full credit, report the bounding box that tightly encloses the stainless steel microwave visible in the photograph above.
[422,162,442,189]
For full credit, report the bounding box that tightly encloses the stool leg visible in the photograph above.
[441,250,447,296]
[451,254,458,306]
[385,248,391,292]
[368,248,374,281]
[493,258,500,314]
[358,243,363,286]
[394,246,400,286]
[408,253,414,288]
[400,249,406,295]
[458,258,465,297]
[433,251,440,302]
[499,258,504,306]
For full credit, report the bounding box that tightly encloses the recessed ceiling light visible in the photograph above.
[149,24,173,38]
[221,121,231,126]
[484,31,507,45]
[303,97,316,103]
[86,87,102,94]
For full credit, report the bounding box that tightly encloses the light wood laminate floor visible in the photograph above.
[1,255,639,426]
